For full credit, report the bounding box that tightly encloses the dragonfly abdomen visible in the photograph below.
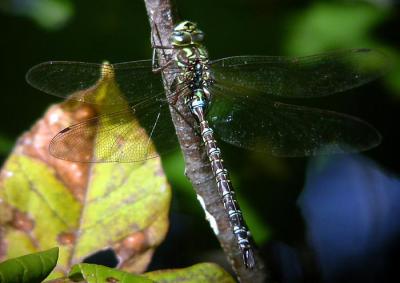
[170,20,256,269]
[192,107,255,269]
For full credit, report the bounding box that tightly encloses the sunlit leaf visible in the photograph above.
[0,247,58,283]
[69,263,154,283]
[144,263,235,283]
[0,63,171,279]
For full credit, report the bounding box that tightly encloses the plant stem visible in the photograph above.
[143,1,268,281]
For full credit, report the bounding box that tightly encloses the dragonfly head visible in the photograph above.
[170,21,205,47]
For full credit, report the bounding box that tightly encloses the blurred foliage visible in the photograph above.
[0,134,13,155]
[0,0,73,30]
[285,2,387,53]
[298,154,400,282]
[285,1,400,95]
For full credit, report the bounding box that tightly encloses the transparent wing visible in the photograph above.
[207,86,381,157]
[211,48,388,98]
[26,60,169,105]
[50,97,178,162]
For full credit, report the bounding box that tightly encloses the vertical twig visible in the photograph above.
[143,1,268,282]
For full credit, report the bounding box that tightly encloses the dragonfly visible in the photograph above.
[26,21,387,269]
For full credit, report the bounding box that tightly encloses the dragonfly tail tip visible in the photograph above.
[243,248,256,269]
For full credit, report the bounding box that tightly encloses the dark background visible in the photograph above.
[0,0,399,282]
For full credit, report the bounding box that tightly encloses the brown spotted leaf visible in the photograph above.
[0,63,171,279]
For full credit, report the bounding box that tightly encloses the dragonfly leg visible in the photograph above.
[168,101,200,136]
[152,53,174,73]
[151,21,174,71]
[150,21,172,49]
[152,45,174,49]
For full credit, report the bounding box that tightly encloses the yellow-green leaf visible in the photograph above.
[0,63,171,279]
[69,263,154,283]
[144,263,236,283]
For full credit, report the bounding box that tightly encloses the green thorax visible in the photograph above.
[174,46,209,68]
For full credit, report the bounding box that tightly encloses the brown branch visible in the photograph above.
[143,1,268,282]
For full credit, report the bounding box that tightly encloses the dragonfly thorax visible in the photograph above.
[174,46,208,68]
[173,45,214,108]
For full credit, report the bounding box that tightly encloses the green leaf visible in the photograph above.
[144,263,236,283]
[0,63,171,279]
[0,247,59,283]
[69,263,154,283]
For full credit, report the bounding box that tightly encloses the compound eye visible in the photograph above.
[170,31,191,46]
[191,30,204,43]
